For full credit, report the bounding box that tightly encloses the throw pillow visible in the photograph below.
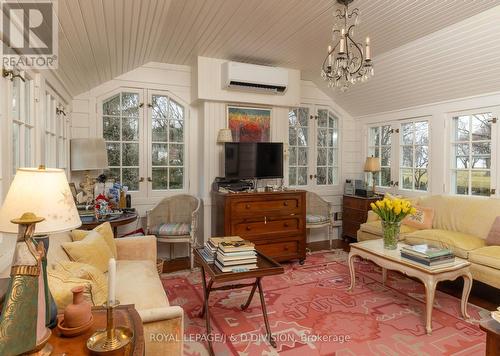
[486,216,500,246]
[403,206,434,229]
[62,230,113,272]
[57,261,108,301]
[71,222,117,258]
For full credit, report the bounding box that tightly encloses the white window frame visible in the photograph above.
[447,107,498,197]
[367,123,393,188]
[287,104,341,191]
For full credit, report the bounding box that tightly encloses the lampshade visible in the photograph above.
[70,138,109,171]
[0,168,82,234]
[364,156,381,172]
[217,128,233,143]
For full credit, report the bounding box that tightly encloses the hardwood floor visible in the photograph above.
[163,239,499,311]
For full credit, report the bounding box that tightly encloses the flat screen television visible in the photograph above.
[225,142,283,179]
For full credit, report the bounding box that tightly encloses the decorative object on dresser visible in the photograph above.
[70,138,109,205]
[147,194,201,270]
[0,167,82,356]
[342,194,379,240]
[306,191,335,249]
[364,156,381,195]
[212,190,306,264]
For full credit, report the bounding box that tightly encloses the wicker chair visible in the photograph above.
[146,194,201,270]
[306,191,335,249]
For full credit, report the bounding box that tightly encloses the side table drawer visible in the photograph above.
[343,207,368,224]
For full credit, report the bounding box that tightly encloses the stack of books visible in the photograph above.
[215,239,257,273]
[401,244,455,267]
[200,236,245,264]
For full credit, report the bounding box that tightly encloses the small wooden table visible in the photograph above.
[480,318,500,356]
[348,240,473,335]
[49,304,144,355]
[80,212,138,237]
[194,248,284,356]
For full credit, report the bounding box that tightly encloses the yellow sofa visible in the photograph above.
[47,233,183,355]
[357,195,500,289]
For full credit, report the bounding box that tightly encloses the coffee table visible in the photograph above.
[194,248,284,356]
[348,239,473,335]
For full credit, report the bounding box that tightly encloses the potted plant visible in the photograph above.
[370,197,416,249]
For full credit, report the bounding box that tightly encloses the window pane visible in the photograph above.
[152,119,168,142]
[106,143,120,166]
[369,127,379,146]
[12,78,20,121]
[401,123,413,145]
[317,167,327,185]
[471,113,491,141]
[380,167,391,187]
[152,143,168,165]
[289,167,297,186]
[12,123,20,172]
[332,130,338,147]
[317,129,327,147]
[122,143,139,166]
[103,117,120,141]
[471,170,490,196]
[152,167,168,190]
[288,109,298,126]
[169,168,183,189]
[453,170,469,195]
[169,144,184,166]
[122,117,139,141]
[415,169,428,191]
[327,167,333,185]
[401,146,413,167]
[415,146,428,168]
[289,147,297,165]
[318,110,328,127]
[298,108,309,127]
[415,121,429,145]
[297,128,308,146]
[122,168,139,191]
[152,95,168,119]
[381,146,391,166]
[328,148,335,166]
[381,125,391,145]
[103,94,120,116]
[289,127,297,146]
[122,93,139,117]
[169,120,184,142]
[297,167,308,185]
[317,148,327,166]
[297,147,307,166]
[454,116,469,141]
[169,99,184,121]
[401,168,413,190]
[104,168,120,182]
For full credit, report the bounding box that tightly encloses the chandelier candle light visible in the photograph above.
[321,0,374,91]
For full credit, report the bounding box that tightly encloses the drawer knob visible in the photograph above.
[284,222,289,227]
[283,201,289,206]
[245,204,251,209]
[284,246,289,251]
[246,226,251,231]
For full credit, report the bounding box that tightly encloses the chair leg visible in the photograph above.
[328,225,332,250]
[170,244,174,260]
[190,243,194,271]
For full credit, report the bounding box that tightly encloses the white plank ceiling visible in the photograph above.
[27,0,500,115]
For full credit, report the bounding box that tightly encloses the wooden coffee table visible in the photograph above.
[194,248,284,356]
[348,239,473,335]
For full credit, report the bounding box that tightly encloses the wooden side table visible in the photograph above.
[80,212,138,237]
[480,318,500,356]
[49,304,144,355]
[342,195,380,240]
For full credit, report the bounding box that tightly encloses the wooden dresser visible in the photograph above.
[342,195,380,240]
[212,190,306,263]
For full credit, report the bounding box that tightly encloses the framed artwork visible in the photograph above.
[227,106,271,142]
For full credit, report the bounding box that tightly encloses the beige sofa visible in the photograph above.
[357,195,500,289]
[47,233,183,355]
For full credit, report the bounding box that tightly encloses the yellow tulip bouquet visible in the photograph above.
[370,197,417,249]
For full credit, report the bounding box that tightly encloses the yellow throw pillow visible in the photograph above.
[403,206,434,230]
[62,230,113,272]
[71,222,117,258]
[48,261,107,311]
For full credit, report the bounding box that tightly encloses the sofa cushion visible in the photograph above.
[71,222,117,258]
[47,232,73,266]
[151,223,191,236]
[403,206,434,229]
[468,246,500,270]
[62,230,114,272]
[486,216,500,246]
[306,214,329,224]
[359,221,419,237]
[404,229,486,259]
[115,260,169,311]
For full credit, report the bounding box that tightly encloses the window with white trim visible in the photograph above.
[400,120,429,191]
[368,124,391,187]
[288,106,340,188]
[44,93,57,167]
[451,112,493,196]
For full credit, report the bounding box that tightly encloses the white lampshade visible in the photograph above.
[0,168,82,234]
[217,128,233,143]
[364,156,381,172]
[70,138,109,171]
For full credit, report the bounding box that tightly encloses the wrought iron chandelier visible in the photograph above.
[321,0,374,91]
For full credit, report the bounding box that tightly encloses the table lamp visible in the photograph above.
[70,138,109,205]
[0,167,81,355]
[364,156,381,195]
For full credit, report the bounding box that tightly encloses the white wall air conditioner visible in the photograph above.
[221,61,288,95]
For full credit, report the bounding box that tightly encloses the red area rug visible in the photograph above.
[161,250,487,355]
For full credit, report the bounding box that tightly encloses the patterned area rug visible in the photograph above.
[161,250,488,355]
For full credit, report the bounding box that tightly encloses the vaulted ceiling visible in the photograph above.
[44,0,500,115]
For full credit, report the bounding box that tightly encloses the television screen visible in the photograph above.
[225,143,283,179]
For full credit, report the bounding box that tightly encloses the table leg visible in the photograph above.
[198,266,214,356]
[257,278,276,348]
[382,268,387,286]
[200,279,213,318]
[424,279,437,335]
[113,226,118,238]
[461,272,473,320]
[241,281,258,310]
[347,252,356,291]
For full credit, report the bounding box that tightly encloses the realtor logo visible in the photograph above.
[1,0,58,69]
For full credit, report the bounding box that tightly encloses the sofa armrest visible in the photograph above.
[115,235,157,264]
[366,210,380,222]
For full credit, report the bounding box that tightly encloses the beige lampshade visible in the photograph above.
[217,128,233,143]
[70,138,109,171]
[0,168,82,234]
[364,156,381,172]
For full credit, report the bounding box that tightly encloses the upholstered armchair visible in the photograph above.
[146,194,201,270]
[306,191,335,249]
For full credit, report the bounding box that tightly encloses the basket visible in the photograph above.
[156,259,164,275]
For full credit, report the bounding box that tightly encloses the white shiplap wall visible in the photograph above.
[71,60,362,254]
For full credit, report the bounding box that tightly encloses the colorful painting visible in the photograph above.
[227,106,271,142]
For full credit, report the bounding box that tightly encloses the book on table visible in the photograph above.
[202,236,244,261]
[213,238,257,272]
[400,252,455,267]
[401,244,453,258]
[214,260,257,273]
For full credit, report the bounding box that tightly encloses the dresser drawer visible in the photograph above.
[343,207,368,224]
[343,196,371,210]
[343,221,361,239]
[230,196,301,217]
[232,216,302,238]
[256,240,298,258]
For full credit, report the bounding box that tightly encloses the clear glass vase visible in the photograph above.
[381,221,401,250]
